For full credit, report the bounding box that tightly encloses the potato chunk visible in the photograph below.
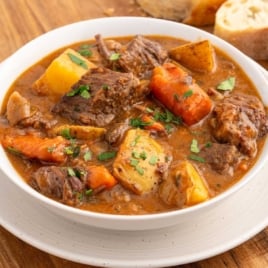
[169,40,216,73]
[51,124,106,140]
[113,129,169,195]
[177,161,209,206]
[33,48,96,97]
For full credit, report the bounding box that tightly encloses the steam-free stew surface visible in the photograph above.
[0,35,267,215]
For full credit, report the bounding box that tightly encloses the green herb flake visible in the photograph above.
[132,151,140,159]
[153,109,181,125]
[78,44,93,57]
[67,53,88,69]
[190,139,200,153]
[165,124,173,134]
[217,77,236,91]
[139,151,147,160]
[60,128,73,140]
[67,84,91,99]
[149,155,158,165]
[188,154,205,163]
[98,151,116,161]
[135,166,144,175]
[109,52,121,61]
[67,167,76,177]
[84,150,92,161]
[130,158,139,167]
[183,89,193,98]
[145,107,154,113]
[85,188,93,196]
[130,117,152,128]
[130,135,141,146]
[205,141,212,148]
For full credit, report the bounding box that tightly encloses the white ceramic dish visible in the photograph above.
[1,161,268,267]
[0,17,268,231]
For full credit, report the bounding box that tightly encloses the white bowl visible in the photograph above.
[1,17,268,231]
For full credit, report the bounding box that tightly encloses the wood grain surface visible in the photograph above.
[0,1,268,267]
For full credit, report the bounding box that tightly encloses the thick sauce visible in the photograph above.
[0,35,266,215]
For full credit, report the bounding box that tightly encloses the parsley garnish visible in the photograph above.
[190,139,200,153]
[60,128,73,140]
[135,166,144,175]
[78,44,93,57]
[149,155,158,165]
[109,53,121,61]
[98,151,117,161]
[84,150,92,161]
[217,77,236,91]
[67,167,76,177]
[129,117,152,128]
[153,109,181,125]
[67,84,91,99]
[183,89,193,98]
[67,53,88,69]
[188,154,205,163]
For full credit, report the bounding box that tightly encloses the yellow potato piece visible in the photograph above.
[33,48,96,97]
[51,124,106,140]
[176,161,209,206]
[113,128,168,195]
[169,40,216,73]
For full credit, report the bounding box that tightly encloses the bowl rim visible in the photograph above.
[1,16,268,228]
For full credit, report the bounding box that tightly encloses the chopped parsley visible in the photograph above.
[183,89,193,98]
[67,84,91,99]
[60,128,73,140]
[135,166,144,175]
[188,154,205,163]
[149,155,158,165]
[129,117,152,128]
[67,167,76,177]
[190,139,200,153]
[78,44,93,57]
[109,52,121,61]
[67,53,88,69]
[98,151,117,161]
[153,109,181,125]
[130,135,141,146]
[84,150,92,161]
[217,77,236,91]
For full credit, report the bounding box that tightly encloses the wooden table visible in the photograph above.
[0,1,268,267]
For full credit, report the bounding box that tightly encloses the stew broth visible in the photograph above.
[0,35,266,215]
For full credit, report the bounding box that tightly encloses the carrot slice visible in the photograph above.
[86,165,117,189]
[149,62,213,125]
[2,135,69,163]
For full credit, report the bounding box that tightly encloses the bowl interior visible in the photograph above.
[1,17,268,230]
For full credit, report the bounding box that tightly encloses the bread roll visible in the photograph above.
[136,0,226,26]
[214,0,268,60]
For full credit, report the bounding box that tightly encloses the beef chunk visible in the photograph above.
[200,143,240,175]
[31,166,86,205]
[53,67,148,127]
[95,34,168,78]
[210,93,268,157]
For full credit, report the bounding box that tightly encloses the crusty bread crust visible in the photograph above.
[136,0,226,26]
[214,0,268,60]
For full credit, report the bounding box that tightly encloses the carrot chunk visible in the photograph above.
[149,62,213,125]
[2,135,69,163]
[86,165,117,189]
